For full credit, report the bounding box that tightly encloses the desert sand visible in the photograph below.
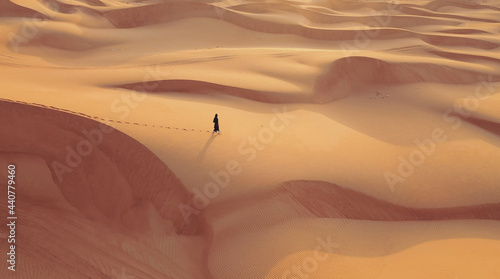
[0,0,500,278]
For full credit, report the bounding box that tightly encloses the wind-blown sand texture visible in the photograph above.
[1,0,500,278]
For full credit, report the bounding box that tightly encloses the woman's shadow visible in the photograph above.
[197,134,217,163]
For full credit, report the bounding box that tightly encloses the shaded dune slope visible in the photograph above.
[6,0,499,53]
[280,180,500,221]
[204,179,500,267]
[430,49,500,64]
[117,79,310,103]
[2,0,110,52]
[0,0,48,18]
[102,2,499,50]
[209,180,500,226]
[1,0,500,278]
[0,100,203,235]
[423,0,500,11]
[314,56,499,102]
[466,117,500,138]
[117,56,500,103]
[75,0,106,7]
[26,32,99,51]
[38,0,104,16]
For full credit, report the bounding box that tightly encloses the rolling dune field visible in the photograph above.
[1,0,500,278]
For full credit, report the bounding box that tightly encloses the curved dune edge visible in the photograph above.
[0,100,203,235]
[116,79,311,104]
[36,0,104,16]
[0,97,212,132]
[26,32,97,51]
[423,0,500,11]
[430,49,500,64]
[77,0,106,7]
[7,1,499,53]
[204,179,500,279]
[103,1,500,28]
[208,179,500,224]
[0,0,499,277]
[229,2,459,27]
[466,117,500,137]
[101,2,499,49]
[438,28,491,35]
[115,56,499,104]
[314,56,500,102]
[0,1,48,18]
[280,180,500,221]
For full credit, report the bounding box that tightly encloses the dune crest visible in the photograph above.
[314,56,497,102]
[280,180,500,221]
[0,100,203,235]
[1,0,500,277]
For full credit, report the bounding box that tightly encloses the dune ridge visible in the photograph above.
[314,56,499,102]
[101,1,499,51]
[1,0,500,278]
[0,100,203,235]
[280,180,500,221]
[0,1,48,18]
[117,79,311,103]
[0,97,212,132]
[116,56,499,103]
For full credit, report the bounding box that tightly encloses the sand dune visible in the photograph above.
[467,117,500,137]
[281,180,500,221]
[314,56,498,101]
[0,100,211,278]
[0,100,202,235]
[424,0,500,11]
[116,56,498,103]
[1,0,500,278]
[205,180,500,279]
[0,1,47,18]
[101,1,500,51]
[117,79,311,103]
